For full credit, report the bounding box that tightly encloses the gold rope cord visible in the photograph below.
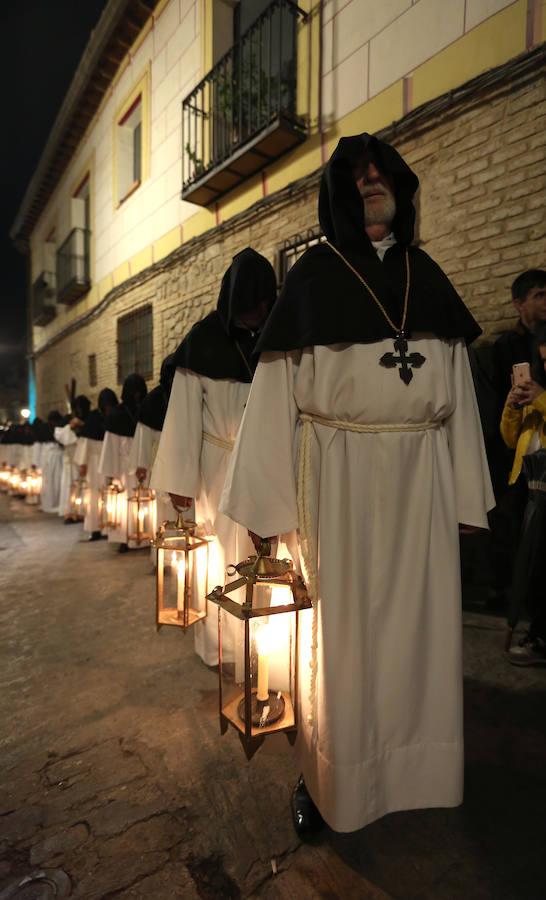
[297,412,441,725]
[325,240,410,335]
[202,431,235,452]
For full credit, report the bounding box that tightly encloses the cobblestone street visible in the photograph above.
[1,494,545,899]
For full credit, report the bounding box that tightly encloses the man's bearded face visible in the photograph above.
[354,158,396,229]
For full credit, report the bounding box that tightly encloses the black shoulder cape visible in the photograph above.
[174,248,277,382]
[256,133,480,353]
[138,354,176,431]
[104,405,138,438]
[79,409,106,441]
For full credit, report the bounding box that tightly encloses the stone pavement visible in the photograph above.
[0,494,545,899]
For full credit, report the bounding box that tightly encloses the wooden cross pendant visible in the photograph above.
[379,332,426,385]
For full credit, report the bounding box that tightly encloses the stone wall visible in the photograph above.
[34,58,546,416]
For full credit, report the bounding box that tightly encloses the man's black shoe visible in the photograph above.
[291,776,324,837]
[118,542,129,554]
[89,531,107,542]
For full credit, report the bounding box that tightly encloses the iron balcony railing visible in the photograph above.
[182,0,307,202]
[32,271,57,326]
[56,227,91,305]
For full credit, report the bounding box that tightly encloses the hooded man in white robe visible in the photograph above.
[220,134,495,835]
[150,248,277,665]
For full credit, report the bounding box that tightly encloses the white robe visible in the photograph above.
[129,421,171,557]
[54,424,79,517]
[98,431,139,546]
[40,442,63,514]
[220,336,495,833]
[74,437,103,534]
[151,368,255,665]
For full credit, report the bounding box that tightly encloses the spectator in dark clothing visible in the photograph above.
[488,270,546,609]
[492,269,546,398]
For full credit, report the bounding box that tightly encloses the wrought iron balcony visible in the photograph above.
[56,227,91,305]
[32,271,57,326]
[182,0,308,205]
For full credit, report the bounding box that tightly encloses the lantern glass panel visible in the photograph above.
[127,486,157,545]
[70,479,88,519]
[218,582,298,740]
[100,483,123,529]
[156,532,209,629]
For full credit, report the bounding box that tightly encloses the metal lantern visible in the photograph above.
[8,468,23,496]
[18,469,30,497]
[154,514,210,631]
[0,463,11,491]
[127,479,157,546]
[70,478,89,520]
[25,466,42,505]
[99,480,123,530]
[207,541,312,759]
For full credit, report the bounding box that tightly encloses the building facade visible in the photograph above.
[11,0,546,415]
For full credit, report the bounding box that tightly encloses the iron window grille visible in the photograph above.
[182,0,308,204]
[278,227,325,289]
[56,228,91,305]
[117,305,153,384]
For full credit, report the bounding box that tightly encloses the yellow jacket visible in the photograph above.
[500,391,546,484]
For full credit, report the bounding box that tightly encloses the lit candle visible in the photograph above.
[176,557,184,611]
[255,626,270,702]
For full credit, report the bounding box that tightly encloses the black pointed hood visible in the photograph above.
[105,374,148,437]
[138,354,177,431]
[256,133,481,353]
[173,248,277,382]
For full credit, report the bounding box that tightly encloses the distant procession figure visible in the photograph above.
[74,389,118,541]
[150,248,277,665]
[129,355,178,547]
[98,375,147,552]
[55,395,90,523]
[220,134,495,834]
[40,411,65,515]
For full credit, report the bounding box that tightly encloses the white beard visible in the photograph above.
[363,191,396,227]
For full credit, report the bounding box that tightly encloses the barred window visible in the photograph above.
[88,353,97,387]
[117,305,153,384]
[277,227,326,289]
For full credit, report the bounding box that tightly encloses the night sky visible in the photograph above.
[0,0,109,385]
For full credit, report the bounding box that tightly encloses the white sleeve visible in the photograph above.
[220,351,300,537]
[73,438,88,467]
[54,423,77,447]
[129,422,158,473]
[446,339,496,528]
[150,368,203,498]
[98,431,121,479]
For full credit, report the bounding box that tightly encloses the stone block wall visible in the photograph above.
[34,62,545,416]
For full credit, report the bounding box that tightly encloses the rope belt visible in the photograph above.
[299,412,441,433]
[528,480,546,493]
[297,412,441,726]
[202,431,235,452]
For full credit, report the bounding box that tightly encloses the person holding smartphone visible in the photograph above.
[501,325,546,665]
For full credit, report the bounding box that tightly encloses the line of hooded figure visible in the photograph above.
[0,363,177,552]
[1,134,496,837]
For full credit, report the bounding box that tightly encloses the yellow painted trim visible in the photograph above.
[129,245,153,276]
[202,0,213,76]
[112,62,151,210]
[129,16,153,57]
[153,0,171,20]
[412,0,527,108]
[219,174,263,223]
[153,226,181,261]
[98,274,114,301]
[113,261,131,287]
